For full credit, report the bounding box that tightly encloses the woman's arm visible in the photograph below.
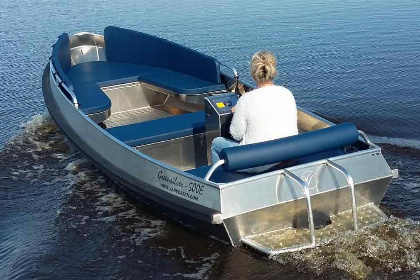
[229,98,247,142]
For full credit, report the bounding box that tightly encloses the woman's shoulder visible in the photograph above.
[238,85,295,104]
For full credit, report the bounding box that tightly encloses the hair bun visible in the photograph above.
[251,51,277,83]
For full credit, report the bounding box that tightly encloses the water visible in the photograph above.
[0,0,419,279]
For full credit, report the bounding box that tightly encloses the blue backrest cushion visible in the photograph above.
[104,26,221,84]
[168,43,221,84]
[220,123,359,172]
[104,26,169,68]
[52,33,74,90]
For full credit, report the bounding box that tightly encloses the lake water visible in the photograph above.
[0,0,419,279]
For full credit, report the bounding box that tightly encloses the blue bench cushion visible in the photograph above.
[141,70,225,95]
[71,83,111,115]
[106,111,206,147]
[220,123,359,172]
[66,61,165,84]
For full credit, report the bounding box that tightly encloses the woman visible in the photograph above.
[211,50,298,170]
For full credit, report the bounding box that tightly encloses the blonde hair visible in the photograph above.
[251,51,277,83]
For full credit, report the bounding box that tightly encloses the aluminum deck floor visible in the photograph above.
[104,105,187,128]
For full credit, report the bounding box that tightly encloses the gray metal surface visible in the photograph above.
[104,106,173,128]
[87,109,111,124]
[326,160,359,230]
[222,176,391,245]
[69,32,106,65]
[136,133,209,171]
[101,81,199,128]
[102,82,169,113]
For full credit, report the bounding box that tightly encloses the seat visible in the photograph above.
[53,27,227,116]
[186,123,361,183]
[66,61,169,115]
[104,26,226,95]
[106,111,206,147]
[186,148,346,183]
[66,61,166,84]
[141,70,226,95]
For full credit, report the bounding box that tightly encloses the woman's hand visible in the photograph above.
[231,106,236,113]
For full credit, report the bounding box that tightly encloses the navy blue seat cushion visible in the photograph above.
[141,70,225,95]
[70,83,111,115]
[52,33,74,91]
[66,61,165,84]
[106,111,206,147]
[220,123,359,172]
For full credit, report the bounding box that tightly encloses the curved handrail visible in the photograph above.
[284,170,316,248]
[220,63,238,79]
[49,59,79,108]
[358,130,373,147]
[326,159,358,230]
[204,160,225,181]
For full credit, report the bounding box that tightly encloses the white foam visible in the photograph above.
[370,135,420,150]
[65,159,88,172]
[19,112,52,133]
[163,252,220,279]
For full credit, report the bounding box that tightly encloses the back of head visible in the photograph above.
[251,51,277,84]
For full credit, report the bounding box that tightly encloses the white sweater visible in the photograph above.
[230,85,298,145]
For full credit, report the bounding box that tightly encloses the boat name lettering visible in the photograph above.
[157,171,205,196]
[188,182,204,195]
[157,171,184,188]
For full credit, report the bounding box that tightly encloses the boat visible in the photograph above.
[42,26,398,255]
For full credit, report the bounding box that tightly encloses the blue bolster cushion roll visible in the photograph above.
[219,122,359,172]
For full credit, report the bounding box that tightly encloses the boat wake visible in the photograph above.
[271,218,420,279]
[1,113,419,280]
[370,135,420,150]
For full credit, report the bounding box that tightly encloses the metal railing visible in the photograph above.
[49,59,79,108]
[325,159,358,230]
[241,169,317,255]
[220,63,239,94]
[204,159,225,181]
[358,130,373,147]
[284,170,316,248]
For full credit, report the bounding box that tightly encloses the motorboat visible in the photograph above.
[42,26,398,255]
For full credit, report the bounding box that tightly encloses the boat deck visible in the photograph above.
[104,105,188,128]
